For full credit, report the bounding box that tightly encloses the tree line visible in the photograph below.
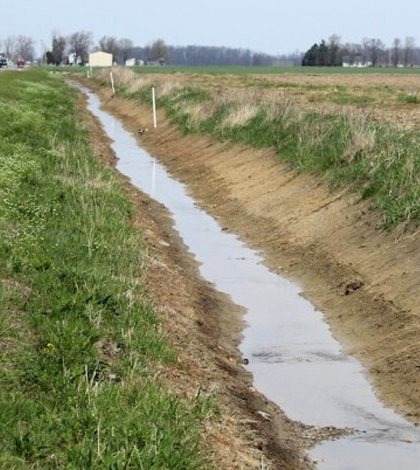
[0,31,285,67]
[2,31,420,68]
[302,35,419,67]
[46,33,278,67]
[0,35,36,62]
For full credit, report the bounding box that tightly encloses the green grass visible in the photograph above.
[397,93,420,104]
[0,69,214,469]
[44,64,420,76]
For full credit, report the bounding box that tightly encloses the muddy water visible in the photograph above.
[81,86,420,470]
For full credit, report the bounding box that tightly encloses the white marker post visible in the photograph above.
[152,86,157,128]
[110,71,115,95]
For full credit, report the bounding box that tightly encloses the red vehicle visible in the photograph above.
[17,58,25,69]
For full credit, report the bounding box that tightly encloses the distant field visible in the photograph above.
[46,64,420,76]
[129,65,420,75]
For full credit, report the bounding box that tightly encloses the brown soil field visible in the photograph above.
[79,72,420,469]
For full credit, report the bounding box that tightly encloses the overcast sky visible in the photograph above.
[2,0,419,56]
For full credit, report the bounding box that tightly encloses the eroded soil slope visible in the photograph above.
[93,76,420,430]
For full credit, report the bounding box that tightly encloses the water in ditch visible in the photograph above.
[80,86,420,470]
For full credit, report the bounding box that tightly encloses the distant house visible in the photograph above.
[68,53,82,66]
[89,51,113,67]
[342,55,366,68]
[125,58,136,67]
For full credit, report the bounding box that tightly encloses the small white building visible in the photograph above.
[89,51,113,67]
[342,55,367,68]
[125,58,136,67]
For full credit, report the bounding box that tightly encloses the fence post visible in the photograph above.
[152,86,157,128]
[110,71,115,95]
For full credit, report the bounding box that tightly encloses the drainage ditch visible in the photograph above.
[80,85,420,470]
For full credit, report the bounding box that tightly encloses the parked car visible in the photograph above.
[0,57,8,68]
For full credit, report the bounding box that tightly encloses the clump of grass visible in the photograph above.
[175,101,221,130]
[159,78,185,97]
[0,69,213,469]
[397,93,419,104]
[220,103,259,128]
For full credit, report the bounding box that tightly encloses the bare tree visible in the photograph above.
[328,34,342,66]
[51,34,67,65]
[3,36,17,60]
[403,36,416,67]
[117,38,134,64]
[68,31,93,64]
[342,42,362,66]
[15,35,35,62]
[147,38,168,64]
[98,36,119,60]
[391,38,402,67]
[361,38,370,65]
[362,37,385,66]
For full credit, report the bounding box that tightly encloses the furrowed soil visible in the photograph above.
[79,72,420,469]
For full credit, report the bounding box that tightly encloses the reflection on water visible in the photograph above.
[79,84,420,470]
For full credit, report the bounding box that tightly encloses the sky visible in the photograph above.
[1,0,420,57]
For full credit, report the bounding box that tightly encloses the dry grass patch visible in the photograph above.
[175,101,220,126]
[159,79,184,97]
[220,103,259,128]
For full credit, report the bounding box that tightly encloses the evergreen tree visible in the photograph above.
[302,43,319,66]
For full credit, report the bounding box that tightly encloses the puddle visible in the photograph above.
[79,85,420,470]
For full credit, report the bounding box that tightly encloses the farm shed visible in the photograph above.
[89,51,113,67]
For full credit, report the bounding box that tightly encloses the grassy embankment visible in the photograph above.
[94,68,420,229]
[0,69,214,469]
